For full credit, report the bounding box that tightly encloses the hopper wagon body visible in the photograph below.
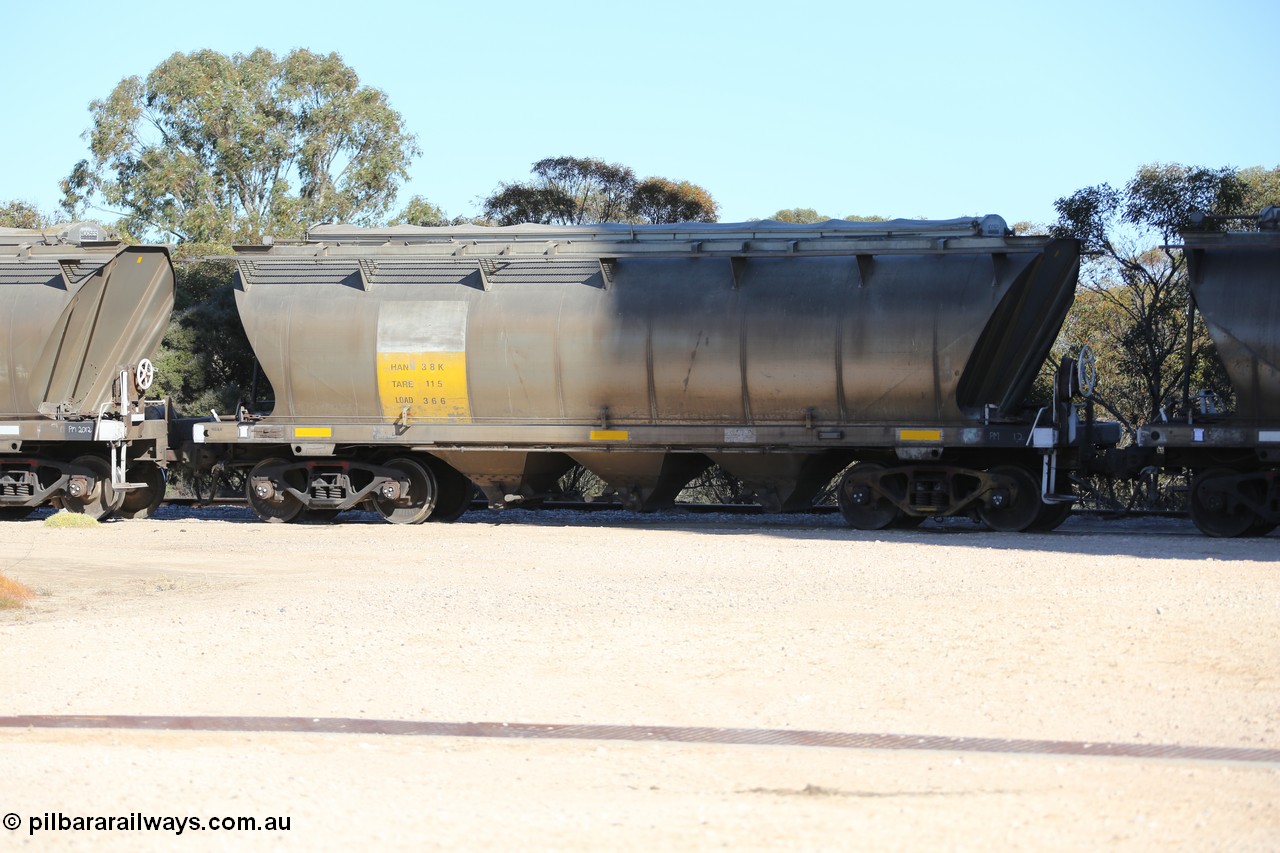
[0,225,174,519]
[195,216,1113,529]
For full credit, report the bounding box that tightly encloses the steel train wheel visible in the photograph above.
[373,457,437,525]
[428,464,474,523]
[246,457,305,523]
[62,455,125,520]
[836,463,898,530]
[117,464,167,519]
[1246,519,1278,537]
[977,466,1040,533]
[1028,478,1074,532]
[1027,500,1073,532]
[1189,468,1256,538]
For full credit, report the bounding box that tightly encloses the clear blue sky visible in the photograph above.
[4,0,1276,229]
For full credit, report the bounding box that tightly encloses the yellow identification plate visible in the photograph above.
[377,352,470,420]
[376,301,471,422]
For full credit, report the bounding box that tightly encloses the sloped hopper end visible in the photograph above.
[955,238,1080,416]
[29,246,175,416]
[1185,233,1280,420]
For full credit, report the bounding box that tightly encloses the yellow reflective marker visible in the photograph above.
[590,430,630,441]
[294,427,332,438]
[899,429,942,442]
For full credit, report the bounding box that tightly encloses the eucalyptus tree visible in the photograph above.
[0,200,48,228]
[61,48,420,244]
[483,156,718,225]
[390,195,448,227]
[1051,163,1249,427]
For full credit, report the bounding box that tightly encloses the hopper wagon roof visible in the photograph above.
[236,215,1053,261]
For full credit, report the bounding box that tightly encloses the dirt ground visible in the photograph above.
[1,508,1276,851]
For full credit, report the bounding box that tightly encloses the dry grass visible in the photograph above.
[0,574,35,609]
[44,510,100,529]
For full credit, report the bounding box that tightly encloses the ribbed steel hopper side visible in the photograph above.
[1183,228,1280,421]
[232,217,1075,429]
[0,246,98,418]
[0,231,175,519]
[204,217,1108,525]
[0,237,174,418]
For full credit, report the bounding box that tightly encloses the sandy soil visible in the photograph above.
[0,508,1276,851]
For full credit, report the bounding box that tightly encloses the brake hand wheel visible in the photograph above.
[1076,345,1097,399]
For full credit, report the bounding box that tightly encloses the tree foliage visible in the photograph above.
[390,195,448,227]
[0,200,51,228]
[151,256,263,420]
[1050,163,1254,427]
[483,156,718,225]
[762,208,887,223]
[1239,165,1280,213]
[768,207,826,224]
[62,48,420,244]
[629,178,719,224]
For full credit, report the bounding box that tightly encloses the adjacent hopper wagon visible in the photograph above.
[1138,207,1280,536]
[196,216,1117,529]
[0,225,174,518]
